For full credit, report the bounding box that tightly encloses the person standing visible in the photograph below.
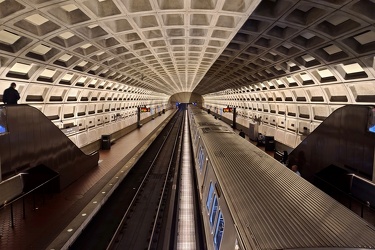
[3,82,20,104]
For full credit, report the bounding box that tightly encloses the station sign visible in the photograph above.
[223,107,233,113]
[140,107,151,112]
[61,126,79,135]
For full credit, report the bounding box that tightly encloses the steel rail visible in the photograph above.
[106,114,181,250]
[147,111,184,250]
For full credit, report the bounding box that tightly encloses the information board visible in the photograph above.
[140,107,150,112]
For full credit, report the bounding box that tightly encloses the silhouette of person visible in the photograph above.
[282,151,288,164]
[3,82,20,104]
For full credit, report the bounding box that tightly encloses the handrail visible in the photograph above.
[314,174,375,218]
[0,174,59,209]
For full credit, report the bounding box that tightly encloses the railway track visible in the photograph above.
[70,111,184,250]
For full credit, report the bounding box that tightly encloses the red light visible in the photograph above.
[140,107,150,112]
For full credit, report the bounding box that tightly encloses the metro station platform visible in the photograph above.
[0,110,175,250]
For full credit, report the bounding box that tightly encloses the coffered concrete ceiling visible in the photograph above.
[0,0,260,95]
[196,0,375,95]
[1,0,375,104]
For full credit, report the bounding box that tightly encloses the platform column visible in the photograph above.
[137,107,141,128]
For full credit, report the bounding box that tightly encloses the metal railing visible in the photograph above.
[0,175,59,229]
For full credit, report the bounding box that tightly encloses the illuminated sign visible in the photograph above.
[0,107,8,134]
[61,126,79,135]
[140,107,150,112]
[223,107,233,113]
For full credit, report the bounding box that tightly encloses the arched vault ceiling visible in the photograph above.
[195,0,375,95]
[0,0,261,95]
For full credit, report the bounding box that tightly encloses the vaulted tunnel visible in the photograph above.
[0,0,374,168]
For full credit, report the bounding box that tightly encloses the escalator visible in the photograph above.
[288,105,375,221]
[0,105,99,192]
[288,105,375,182]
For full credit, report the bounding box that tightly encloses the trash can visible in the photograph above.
[265,136,275,151]
[101,135,111,150]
